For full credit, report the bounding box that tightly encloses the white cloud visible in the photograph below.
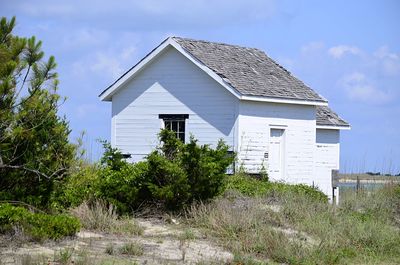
[61,29,109,50]
[69,31,139,80]
[121,46,136,61]
[340,72,391,104]
[90,52,125,79]
[7,0,276,29]
[328,45,362,59]
[72,44,138,79]
[373,46,400,76]
[18,2,74,16]
[301,41,324,54]
[374,46,399,60]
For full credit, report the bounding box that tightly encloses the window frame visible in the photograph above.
[159,114,189,142]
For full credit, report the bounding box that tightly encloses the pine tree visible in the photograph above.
[0,16,76,208]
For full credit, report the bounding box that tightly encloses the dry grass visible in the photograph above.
[70,200,143,236]
[14,248,141,265]
[119,242,144,256]
[187,185,400,264]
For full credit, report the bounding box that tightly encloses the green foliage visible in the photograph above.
[99,161,148,213]
[145,151,190,209]
[181,137,234,201]
[225,173,271,196]
[94,130,235,211]
[0,204,80,241]
[270,182,328,203]
[52,164,101,209]
[0,16,76,208]
[225,174,328,202]
[99,140,126,170]
[143,130,235,209]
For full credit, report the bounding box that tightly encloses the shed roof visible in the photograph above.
[173,37,327,102]
[316,106,350,127]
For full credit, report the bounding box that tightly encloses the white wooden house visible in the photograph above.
[99,37,350,200]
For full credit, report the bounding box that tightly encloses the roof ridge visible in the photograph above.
[171,36,260,51]
[173,36,292,75]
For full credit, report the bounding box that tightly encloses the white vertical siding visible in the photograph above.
[238,101,316,184]
[315,129,340,200]
[111,47,238,161]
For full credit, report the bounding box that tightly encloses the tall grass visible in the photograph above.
[187,183,400,264]
[70,200,143,235]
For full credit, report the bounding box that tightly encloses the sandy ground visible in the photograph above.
[0,218,233,265]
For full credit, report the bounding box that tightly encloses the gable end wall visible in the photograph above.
[111,47,238,161]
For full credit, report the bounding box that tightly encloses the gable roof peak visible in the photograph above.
[100,36,327,105]
[172,37,327,103]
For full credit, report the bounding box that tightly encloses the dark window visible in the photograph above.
[159,114,189,142]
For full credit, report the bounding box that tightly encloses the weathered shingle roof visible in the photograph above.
[173,37,327,102]
[316,106,349,127]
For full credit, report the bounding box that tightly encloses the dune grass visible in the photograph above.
[70,200,143,236]
[187,178,400,264]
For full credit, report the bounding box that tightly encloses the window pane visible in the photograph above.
[172,121,178,132]
[179,121,185,133]
[178,132,185,142]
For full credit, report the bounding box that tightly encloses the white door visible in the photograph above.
[269,129,285,180]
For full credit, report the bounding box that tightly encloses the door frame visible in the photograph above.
[268,125,287,180]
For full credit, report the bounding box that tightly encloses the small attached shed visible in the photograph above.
[99,37,350,200]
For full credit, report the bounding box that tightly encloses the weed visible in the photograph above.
[180,228,195,241]
[56,248,74,265]
[105,243,115,255]
[119,242,144,256]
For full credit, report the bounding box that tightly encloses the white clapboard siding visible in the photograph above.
[315,129,340,200]
[111,47,238,161]
[238,101,316,183]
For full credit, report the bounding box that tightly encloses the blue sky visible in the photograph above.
[2,0,400,173]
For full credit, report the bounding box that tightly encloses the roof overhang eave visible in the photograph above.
[316,125,351,130]
[240,95,328,106]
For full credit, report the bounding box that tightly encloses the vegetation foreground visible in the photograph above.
[1,179,400,265]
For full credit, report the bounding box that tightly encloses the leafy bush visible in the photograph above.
[225,173,271,196]
[98,161,148,213]
[270,182,328,203]
[52,164,101,209]
[95,130,235,211]
[0,204,80,241]
[225,174,328,202]
[143,130,234,209]
[145,151,190,209]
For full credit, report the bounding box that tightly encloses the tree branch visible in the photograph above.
[0,164,67,180]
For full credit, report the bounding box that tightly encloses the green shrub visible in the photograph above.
[143,130,234,209]
[270,182,328,203]
[0,204,80,241]
[99,161,148,213]
[96,130,235,211]
[181,137,234,201]
[52,164,101,209]
[225,174,271,196]
[225,174,328,202]
[145,151,191,209]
